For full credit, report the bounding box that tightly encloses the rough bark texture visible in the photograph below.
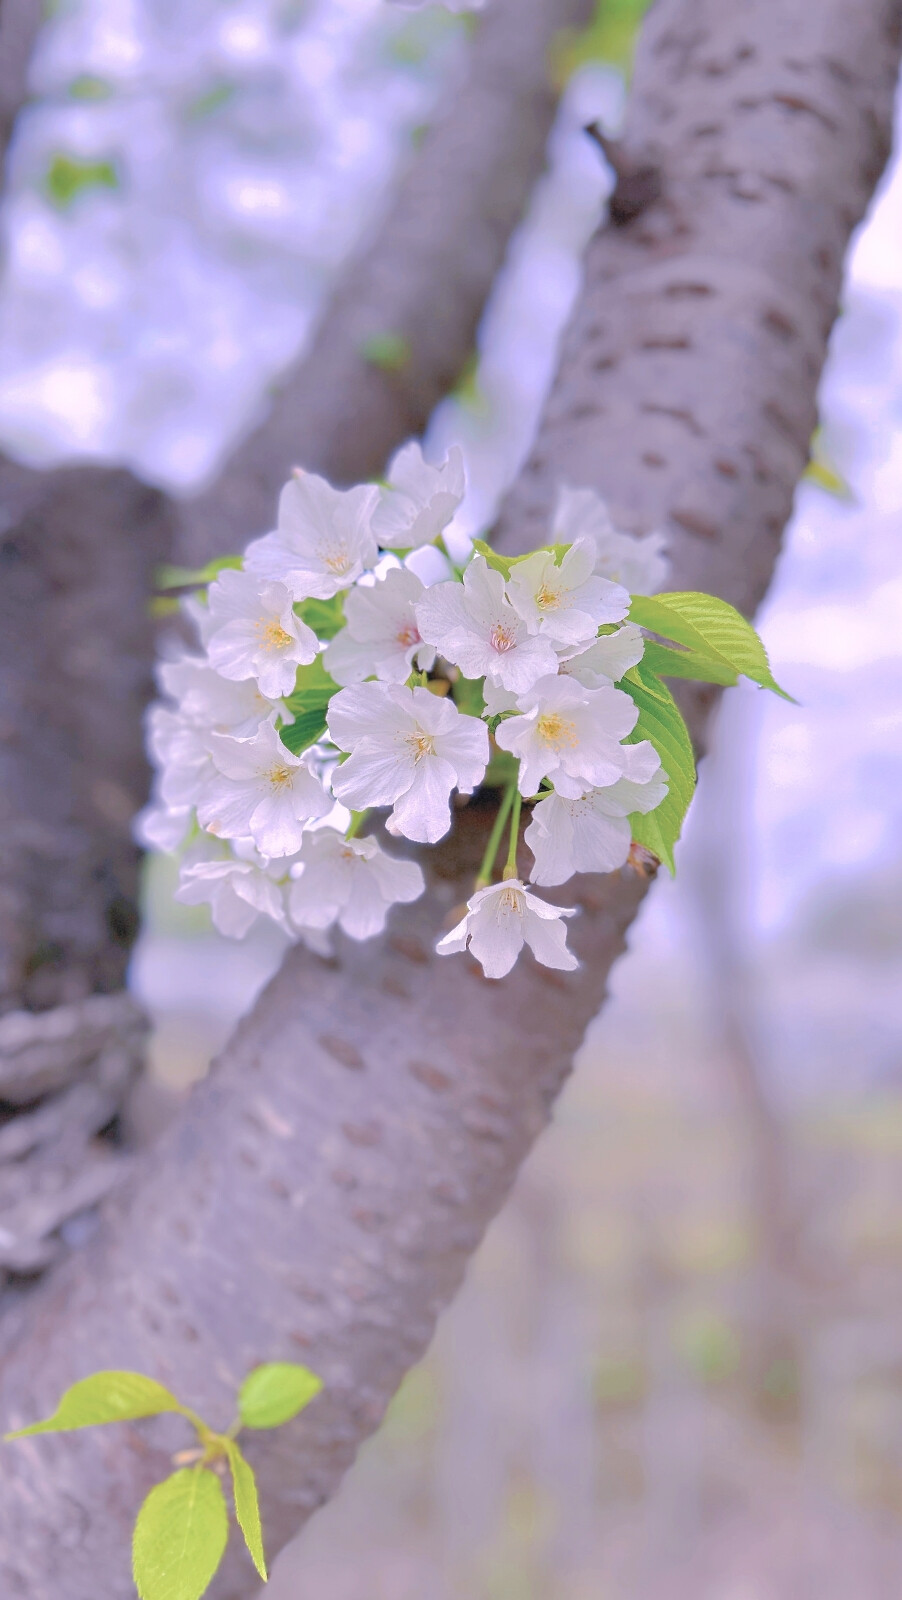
[0,0,576,1277]
[0,0,42,179]
[0,0,899,1595]
[176,0,596,566]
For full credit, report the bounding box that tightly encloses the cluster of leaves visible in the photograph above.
[6,1361,323,1599]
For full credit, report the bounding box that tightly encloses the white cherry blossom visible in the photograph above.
[506,536,628,646]
[437,880,577,979]
[553,486,669,594]
[147,706,218,810]
[559,623,646,688]
[176,848,290,938]
[204,569,317,699]
[327,681,488,844]
[415,555,558,693]
[198,718,331,856]
[245,469,379,601]
[525,772,669,886]
[288,829,425,939]
[494,674,660,798]
[324,566,435,685]
[157,654,283,736]
[373,442,465,550]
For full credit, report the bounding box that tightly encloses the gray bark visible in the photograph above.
[0,0,42,179]
[0,0,574,1276]
[0,0,897,1595]
[176,0,596,565]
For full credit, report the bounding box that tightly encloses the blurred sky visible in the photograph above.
[1,0,900,1102]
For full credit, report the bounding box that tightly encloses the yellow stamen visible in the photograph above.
[536,712,578,751]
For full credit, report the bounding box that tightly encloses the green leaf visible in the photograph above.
[640,639,739,687]
[283,655,340,716]
[360,332,410,372]
[155,556,242,592]
[629,591,791,699]
[471,539,512,578]
[470,541,572,581]
[622,660,696,875]
[44,152,119,208]
[6,1372,185,1439]
[297,594,346,641]
[225,1443,267,1581]
[279,708,328,755]
[133,1469,229,1600]
[451,674,486,718]
[238,1363,323,1431]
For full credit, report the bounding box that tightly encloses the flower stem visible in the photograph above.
[345,810,368,841]
[503,789,522,881]
[475,783,516,889]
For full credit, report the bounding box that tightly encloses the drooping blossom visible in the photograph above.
[372,442,465,550]
[288,829,425,939]
[494,674,659,798]
[415,556,558,693]
[176,843,290,938]
[327,681,488,844]
[506,537,628,646]
[198,719,331,856]
[324,566,435,685]
[553,486,668,594]
[437,880,577,979]
[204,569,317,698]
[245,470,379,600]
[525,773,668,886]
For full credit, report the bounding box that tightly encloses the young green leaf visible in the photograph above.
[225,1442,267,1582]
[154,555,243,592]
[640,639,739,687]
[279,708,328,755]
[238,1362,323,1430]
[283,655,340,716]
[6,1372,185,1440]
[629,592,791,699]
[622,660,696,875]
[296,594,346,640]
[133,1468,229,1600]
[471,539,512,579]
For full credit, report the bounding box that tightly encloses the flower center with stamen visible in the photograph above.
[536,582,562,611]
[405,728,436,762]
[489,622,517,654]
[267,764,295,790]
[396,622,421,648]
[257,617,294,652]
[497,884,525,914]
[321,543,352,575]
[536,712,578,751]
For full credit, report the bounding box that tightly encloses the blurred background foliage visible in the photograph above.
[2,1,902,1595]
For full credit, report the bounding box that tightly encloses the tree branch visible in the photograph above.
[0,0,898,1594]
[176,0,596,564]
[0,0,583,1272]
[0,0,43,178]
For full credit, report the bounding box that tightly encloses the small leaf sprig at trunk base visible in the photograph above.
[5,1362,323,1598]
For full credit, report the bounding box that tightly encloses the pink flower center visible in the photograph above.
[396,621,421,648]
[489,622,517,654]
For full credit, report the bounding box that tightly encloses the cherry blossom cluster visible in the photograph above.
[140,442,670,979]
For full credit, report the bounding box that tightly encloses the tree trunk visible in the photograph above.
[0,0,575,1281]
[0,0,896,1594]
